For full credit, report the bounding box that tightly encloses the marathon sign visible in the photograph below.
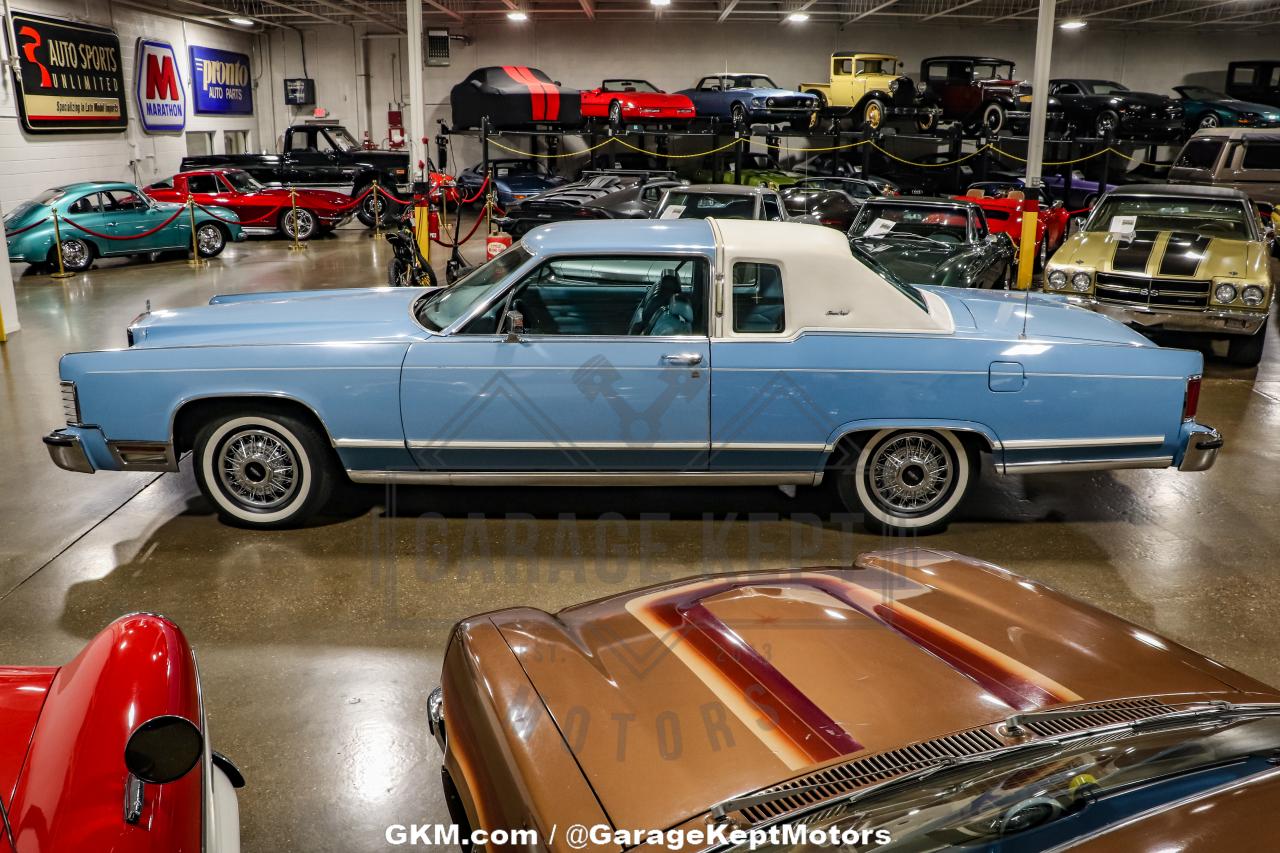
[134,38,185,133]
[5,11,127,133]
[189,45,253,116]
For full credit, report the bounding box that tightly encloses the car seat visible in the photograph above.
[628,272,682,333]
[645,293,694,336]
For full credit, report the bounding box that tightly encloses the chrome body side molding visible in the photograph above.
[346,470,824,487]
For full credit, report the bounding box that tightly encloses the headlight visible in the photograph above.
[751,98,764,107]
[890,79,900,93]
[918,81,928,95]
[1070,272,1092,292]
[1046,269,1068,290]
[1242,285,1266,306]
[1214,282,1238,303]
[766,97,776,107]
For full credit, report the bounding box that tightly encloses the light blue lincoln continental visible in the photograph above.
[44,219,1221,533]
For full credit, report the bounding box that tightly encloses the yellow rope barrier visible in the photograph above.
[613,136,743,158]
[870,142,991,167]
[487,136,617,158]
[757,138,872,153]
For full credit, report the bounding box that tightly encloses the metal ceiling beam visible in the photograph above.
[1178,0,1280,26]
[921,0,984,21]
[1134,0,1237,24]
[117,0,271,29]
[845,0,899,25]
[578,0,595,17]
[717,0,741,21]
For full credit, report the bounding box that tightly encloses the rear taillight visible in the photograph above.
[1183,375,1201,421]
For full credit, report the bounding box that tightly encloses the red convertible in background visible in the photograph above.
[580,79,696,128]
[0,613,241,852]
[146,168,357,241]
[957,182,1085,269]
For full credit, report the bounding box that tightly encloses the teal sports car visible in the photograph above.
[1173,85,1280,131]
[4,181,244,272]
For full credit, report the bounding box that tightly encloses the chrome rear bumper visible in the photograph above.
[1179,426,1222,472]
[44,429,94,473]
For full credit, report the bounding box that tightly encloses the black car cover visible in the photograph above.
[451,66,583,130]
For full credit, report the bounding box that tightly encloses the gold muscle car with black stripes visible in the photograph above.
[1044,184,1277,366]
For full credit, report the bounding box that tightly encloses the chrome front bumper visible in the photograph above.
[1064,296,1269,336]
[44,429,94,473]
[427,686,446,753]
[1179,426,1222,472]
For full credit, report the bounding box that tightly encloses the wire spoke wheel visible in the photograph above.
[868,433,954,515]
[196,223,224,255]
[60,239,90,270]
[217,428,299,511]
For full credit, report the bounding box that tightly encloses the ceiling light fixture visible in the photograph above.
[787,11,810,21]
[650,0,672,7]
[227,16,255,26]
[506,10,529,20]
[1059,19,1086,29]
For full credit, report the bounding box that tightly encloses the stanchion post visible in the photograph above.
[49,210,74,280]
[288,188,306,252]
[486,167,494,236]
[186,197,207,268]
[372,180,383,240]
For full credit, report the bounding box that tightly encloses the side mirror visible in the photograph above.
[503,310,525,342]
[1052,200,1065,209]
[125,715,204,784]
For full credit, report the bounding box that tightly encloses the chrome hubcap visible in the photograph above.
[870,433,953,513]
[286,210,313,237]
[197,225,222,253]
[61,240,87,267]
[218,429,298,510]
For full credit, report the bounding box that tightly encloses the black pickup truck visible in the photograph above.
[181,124,410,227]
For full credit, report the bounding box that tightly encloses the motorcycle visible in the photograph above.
[385,203,438,288]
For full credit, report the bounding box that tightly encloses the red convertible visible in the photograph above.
[580,78,696,128]
[958,182,1085,269]
[0,613,241,852]
[146,168,357,241]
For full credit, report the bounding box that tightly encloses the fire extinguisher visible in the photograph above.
[486,231,512,259]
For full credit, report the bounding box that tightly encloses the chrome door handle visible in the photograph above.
[663,352,703,366]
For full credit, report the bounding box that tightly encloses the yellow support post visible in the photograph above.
[1015,205,1038,291]
[414,196,431,264]
[49,210,74,280]
[288,188,306,252]
[186,197,207,268]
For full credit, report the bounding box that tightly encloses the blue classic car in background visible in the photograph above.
[455,158,568,209]
[1173,85,1280,131]
[44,219,1220,533]
[4,181,244,272]
[677,74,819,130]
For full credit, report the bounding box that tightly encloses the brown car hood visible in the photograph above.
[489,549,1275,833]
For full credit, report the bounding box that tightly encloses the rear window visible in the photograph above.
[1242,142,1280,170]
[1174,139,1223,169]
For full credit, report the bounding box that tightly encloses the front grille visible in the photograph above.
[1096,273,1210,310]
[1019,697,1174,737]
[738,728,1002,826]
[892,80,915,107]
[767,96,810,110]
[60,380,81,426]
[731,697,1177,827]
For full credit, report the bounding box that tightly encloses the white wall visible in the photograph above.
[0,0,256,212]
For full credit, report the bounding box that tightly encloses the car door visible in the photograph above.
[282,129,334,187]
[100,189,181,252]
[400,253,713,473]
[1049,82,1085,122]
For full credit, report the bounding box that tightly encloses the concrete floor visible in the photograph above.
[3,223,1280,852]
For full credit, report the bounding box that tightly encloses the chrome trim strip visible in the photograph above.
[404,439,709,450]
[1004,456,1173,474]
[711,441,828,451]
[108,440,180,472]
[346,470,822,487]
[333,438,406,449]
[1002,435,1165,450]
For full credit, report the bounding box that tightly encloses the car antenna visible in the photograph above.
[1019,281,1031,340]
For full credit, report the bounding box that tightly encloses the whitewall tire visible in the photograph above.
[194,412,334,528]
[837,429,972,534]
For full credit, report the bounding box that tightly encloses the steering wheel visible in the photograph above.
[1192,221,1235,235]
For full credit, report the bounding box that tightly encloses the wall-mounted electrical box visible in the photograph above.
[427,30,450,66]
[283,78,316,106]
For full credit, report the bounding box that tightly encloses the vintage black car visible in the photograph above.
[495,171,682,236]
[450,66,582,130]
[1048,79,1184,140]
[181,124,409,227]
[781,186,863,230]
[1226,61,1280,110]
[847,197,1015,289]
[789,176,895,200]
[920,56,1063,135]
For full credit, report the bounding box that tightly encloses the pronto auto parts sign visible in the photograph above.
[135,38,185,132]
[189,45,253,116]
[5,11,127,133]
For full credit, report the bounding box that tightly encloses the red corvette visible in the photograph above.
[957,183,1085,269]
[580,79,696,127]
[146,168,357,241]
[0,613,241,852]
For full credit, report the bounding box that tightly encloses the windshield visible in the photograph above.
[1180,86,1227,100]
[3,200,39,223]
[325,127,360,153]
[1084,80,1130,95]
[603,79,658,93]
[494,160,542,177]
[657,191,757,220]
[727,714,1280,852]
[222,170,263,192]
[414,245,531,332]
[726,75,778,90]
[1086,196,1254,239]
[850,203,972,243]
[797,178,876,198]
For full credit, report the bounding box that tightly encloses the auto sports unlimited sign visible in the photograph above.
[189,46,253,115]
[5,11,127,133]
[135,38,186,132]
